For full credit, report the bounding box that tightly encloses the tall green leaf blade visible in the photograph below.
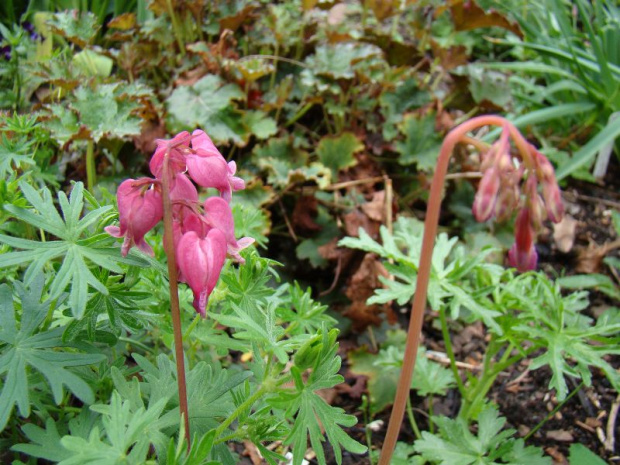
[556,119,620,179]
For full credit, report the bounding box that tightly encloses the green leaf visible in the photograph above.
[244,110,277,140]
[72,49,113,78]
[557,273,620,301]
[316,132,363,179]
[568,444,607,465]
[0,276,105,432]
[348,330,407,414]
[47,10,99,47]
[71,84,142,142]
[396,112,443,170]
[413,406,550,465]
[0,182,149,317]
[411,349,456,396]
[467,66,512,107]
[556,118,620,180]
[12,418,72,461]
[58,392,168,465]
[166,74,245,143]
[272,329,366,465]
[254,137,330,189]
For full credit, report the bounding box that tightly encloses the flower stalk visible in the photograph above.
[161,148,191,448]
[378,115,564,464]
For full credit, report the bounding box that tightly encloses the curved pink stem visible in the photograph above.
[378,115,532,464]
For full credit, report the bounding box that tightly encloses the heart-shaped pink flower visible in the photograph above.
[176,229,227,316]
[105,178,163,256]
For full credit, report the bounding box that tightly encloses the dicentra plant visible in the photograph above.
[0,129,366,464]
[342,114,607,464]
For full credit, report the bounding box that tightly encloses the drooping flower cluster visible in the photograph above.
[105,129,253,316]
[472,127,564,272]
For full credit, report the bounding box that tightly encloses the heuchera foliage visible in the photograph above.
[105,129,253,316]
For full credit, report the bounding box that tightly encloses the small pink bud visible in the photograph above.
[176,229,227,317]
[507,208,538,272]
[472,167,500,222]
[542,181,564,223]
[105,178,162,256]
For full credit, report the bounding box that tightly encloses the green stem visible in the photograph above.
[524,381,585,441]
[428,395,435,434]
[438,307,466,398]
[269,43,279,92]
[119,336,152,353]
[215,386,267,439]
[86,139,96,191]
[161,148,191,449]
[166,0,185,57]
[406,396,421,440]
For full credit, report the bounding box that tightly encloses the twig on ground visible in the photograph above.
[563,190,620,210]
[277,196,298,242]
[605,394,620,452]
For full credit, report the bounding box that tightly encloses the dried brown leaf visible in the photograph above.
[553,214,578,253]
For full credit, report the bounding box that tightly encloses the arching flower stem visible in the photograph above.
[378,115,540,465]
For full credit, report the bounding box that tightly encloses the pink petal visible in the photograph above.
[169,173,198,203]
[150,131,191,178]
[177,229,227,316]
[186,153,229,191]
[191,130,222,157]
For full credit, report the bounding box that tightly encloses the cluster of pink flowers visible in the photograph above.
[472,129,564,272]
[105,130,253,316]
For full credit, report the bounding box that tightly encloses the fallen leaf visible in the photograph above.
[242,440,263,465]
[553,215,578,253]
[576,239,620,273]
[446,0,522,37]
[328,3,348,25]
[545,446,567,465]
[361,190,386,223]
[107,12,136,30]
[292,195,322,233]
[546,429,574,442]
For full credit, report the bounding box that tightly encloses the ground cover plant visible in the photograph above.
[0,1,619,464]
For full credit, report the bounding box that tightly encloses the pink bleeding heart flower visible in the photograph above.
[176,229,227,317]
[202,196,255,262]
[150,131,192,179]
[105,178,163,257]
[507,207,538,272]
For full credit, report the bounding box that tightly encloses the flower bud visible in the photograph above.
[472,167,500,222]
[542,180,564,223]
[507,208,538,272]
